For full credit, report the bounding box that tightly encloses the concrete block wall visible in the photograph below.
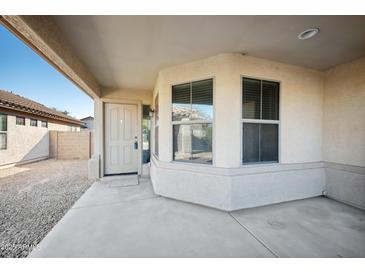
[50,130,93,160]
[49,131,58,159]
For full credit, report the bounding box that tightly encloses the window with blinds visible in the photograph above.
[172,78,213,164]
[242,77,279,164]
[172,79,213,122]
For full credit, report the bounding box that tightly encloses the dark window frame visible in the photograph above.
[142,105,151,164]
[242,77,280,164]
[30,118,38,127]
[41,121,48,128]
[0,113,7,150]
[172,78,214,164]
[16,116,25,126]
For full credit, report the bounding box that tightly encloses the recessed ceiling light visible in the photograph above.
[297,28,320,40]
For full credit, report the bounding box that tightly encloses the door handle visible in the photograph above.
[134,141,138,150]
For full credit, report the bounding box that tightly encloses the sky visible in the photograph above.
[0,24,93,119]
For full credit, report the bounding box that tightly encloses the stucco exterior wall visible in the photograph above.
[151,158,325,211]
[322,57,365,209]
[89,53,363,210]
[48,122,80,132]
[0,115,49,167]
[150,53,326,210]
[81,118,94,130]
[153,53,324,167]
[323,57,365,167]
[102,87,152,105]
[0,113,81,167]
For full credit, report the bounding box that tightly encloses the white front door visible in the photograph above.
[105,103,139,175]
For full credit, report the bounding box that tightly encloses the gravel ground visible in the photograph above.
[0,159,95,257]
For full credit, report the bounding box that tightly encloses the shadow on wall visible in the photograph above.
[17,133,49,166]
[0,134,49,180]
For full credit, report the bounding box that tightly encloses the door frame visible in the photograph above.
[101,98,143,177]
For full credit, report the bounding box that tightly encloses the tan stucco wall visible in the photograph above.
[323,57,365,167]
[48,122,80,132]
[101,87,152,105]
[0,115,48,166]
[81,118,94,130]
[0,114,81,167]
[153,53,324,167]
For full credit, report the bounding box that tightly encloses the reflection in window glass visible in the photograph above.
[154,95,159,157]
[173,123,212,164]
[0,133,6,150]
[172,79,213,121]
[172,83,190,121]
[191,79,213,121]
[142,105,150,164]
[30,118,37,127]
[172,79,213,164]
[0,114,6,131]
[16,116,25,125]
[0,114,7,150]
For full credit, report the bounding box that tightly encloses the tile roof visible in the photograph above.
[80,116,94,121]
[0,89,83,125]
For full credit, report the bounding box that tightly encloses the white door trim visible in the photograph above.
[102,99,142,176]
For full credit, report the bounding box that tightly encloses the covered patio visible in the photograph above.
[1,15,364,257]
[29,177,365,257]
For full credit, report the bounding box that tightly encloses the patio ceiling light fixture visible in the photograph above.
[297,28,320,40]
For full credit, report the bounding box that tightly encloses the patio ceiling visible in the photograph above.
[53,16,365,90]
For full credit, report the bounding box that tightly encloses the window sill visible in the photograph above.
[171,160,213,166]
[242,161,279,167]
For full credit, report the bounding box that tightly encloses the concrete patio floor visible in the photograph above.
[29,177,365,258]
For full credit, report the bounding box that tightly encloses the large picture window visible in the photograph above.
[172,79,213,164]
[0,114,7,150]
[242,77,279,164]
